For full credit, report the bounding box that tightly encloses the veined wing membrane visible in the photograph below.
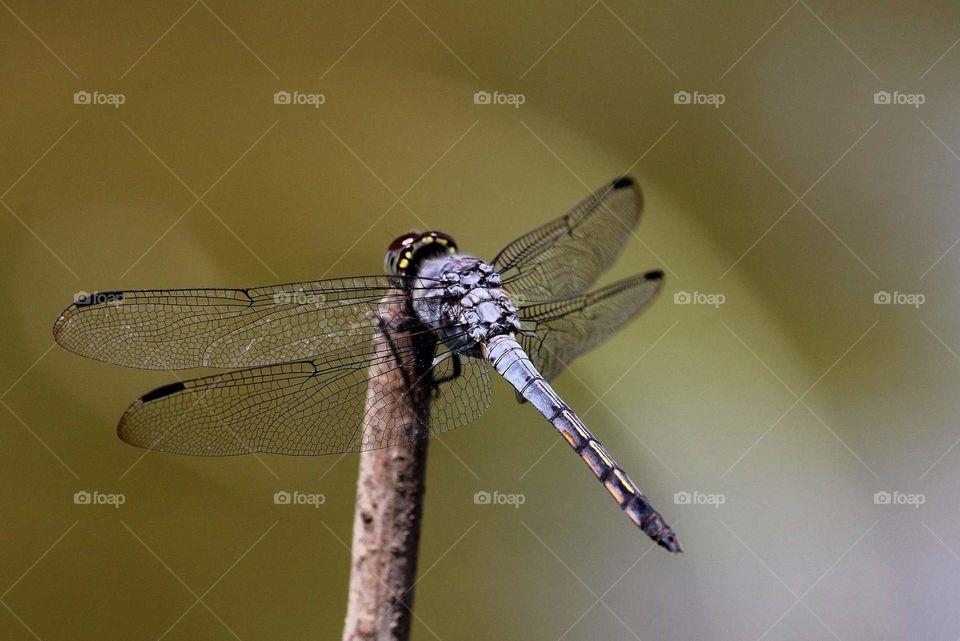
[493,177,642,302]
[118,329,492,456]
[53,277,439,370]
[517,271,664,382]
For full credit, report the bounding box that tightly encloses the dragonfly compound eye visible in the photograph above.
[384,231,459,276]
[384,232,420,275]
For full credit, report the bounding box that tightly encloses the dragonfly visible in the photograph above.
[53,176,681,553]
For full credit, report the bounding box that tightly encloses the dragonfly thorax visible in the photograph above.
[411,255,521,353]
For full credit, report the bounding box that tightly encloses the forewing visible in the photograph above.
[117,340,491,456]
[492,177,642,302]
[516,271,664,382]
[53,277,433,370]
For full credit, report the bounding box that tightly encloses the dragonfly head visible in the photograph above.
[385,231,458,276]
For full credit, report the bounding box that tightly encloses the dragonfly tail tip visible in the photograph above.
[657,530,683,554]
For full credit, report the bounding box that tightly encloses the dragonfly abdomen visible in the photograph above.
[483,334,682,553]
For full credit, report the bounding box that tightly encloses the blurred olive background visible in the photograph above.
[2,1,960,639]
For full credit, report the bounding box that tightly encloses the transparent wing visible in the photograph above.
[516,271,664,382]
[117,329,492,456]
[492,177,642,302]
[52,276,442,370]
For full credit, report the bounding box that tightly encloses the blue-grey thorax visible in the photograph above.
[411,255,521,355]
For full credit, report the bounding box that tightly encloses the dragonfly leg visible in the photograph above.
[376,311,418,390]
[375,307,441,398]
[430,353,462,386]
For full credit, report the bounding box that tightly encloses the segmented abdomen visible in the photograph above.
[483,334,681,553]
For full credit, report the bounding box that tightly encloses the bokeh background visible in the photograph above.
[2,1,960,639]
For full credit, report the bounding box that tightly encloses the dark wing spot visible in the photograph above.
[140,381,186,403]
[644,270,664,281]
[612,176,634,190]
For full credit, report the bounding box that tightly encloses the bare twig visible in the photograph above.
[342,293,434,641]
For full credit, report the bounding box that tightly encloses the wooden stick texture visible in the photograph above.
[342,293,434,641]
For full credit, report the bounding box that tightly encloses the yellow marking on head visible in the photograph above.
[448,246,456,253]
[435,236,448,245]
[398,258,410,269]
[422,235,434,244]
